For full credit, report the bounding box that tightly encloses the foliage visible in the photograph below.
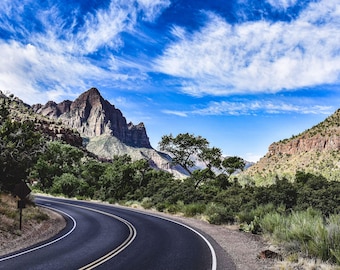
[204,203,235,225]
[159,133,220,175]
[0,102,44,192]
[31,141,84,190]
[2,118,339,266]
[260,209,340,265]
[221,156,246,176]
[51,173,88,198]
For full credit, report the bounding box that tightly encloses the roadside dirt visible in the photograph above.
[0,207,66,257]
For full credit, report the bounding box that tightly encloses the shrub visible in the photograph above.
[327,214,340,265]
[183,203,206,217]
[260,209,340,265]
[50,173,87,197]
[260,212,286,236]
[204,203,235,225]
[141,197,153,209]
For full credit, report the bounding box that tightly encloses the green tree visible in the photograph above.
[80,159,107,197]
[31,141,84,190]
[98,155,138,201]
[132,159,152,188]
[221,156,246,176]
[51,173,88,197]
[159,133,222,176]
[0,108,43,192]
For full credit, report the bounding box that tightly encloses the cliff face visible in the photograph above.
[242,109,340,184]
[33,88,152,148]
[268,134,339,155]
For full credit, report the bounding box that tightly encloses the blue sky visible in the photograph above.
[0,0,339,161]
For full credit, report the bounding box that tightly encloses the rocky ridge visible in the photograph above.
[242,109,340,183]
[32,88,187,177]
[32,88,151,148]
[0,91,83,147]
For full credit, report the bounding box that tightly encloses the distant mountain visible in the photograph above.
[32,88,188,177]
[32,88,151,148]
[0,90,83,147]
[241,109,340,184]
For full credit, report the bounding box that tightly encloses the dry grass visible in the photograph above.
[0,193,65,256]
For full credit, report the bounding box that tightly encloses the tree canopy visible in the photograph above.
[0,101,43,192]
[159,133,221,175]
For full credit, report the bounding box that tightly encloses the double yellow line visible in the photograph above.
[77,204,137,269]
[39,198,137,270]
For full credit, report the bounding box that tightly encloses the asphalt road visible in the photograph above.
[0,196,233,270]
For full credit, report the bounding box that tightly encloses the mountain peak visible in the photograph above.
[82,87,101,98]
[73,87,104,108]
[34,88,152,148]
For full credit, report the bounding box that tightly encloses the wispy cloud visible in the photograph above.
[162,99,334,117]
[265,0,298,10]
[0,0,168,104]
[154,0,340,97]
[136,0,170,22]
[161,110,188,117]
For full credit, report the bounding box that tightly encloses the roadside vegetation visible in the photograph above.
[1,99,339,267]
[0,193,48,236]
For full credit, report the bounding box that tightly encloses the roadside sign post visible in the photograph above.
[13,181,31,230]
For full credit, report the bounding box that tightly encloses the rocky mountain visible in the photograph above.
[0,91,83,147]
[85,134,188,178]
[32,88,151,148]
[32,88,188,177]
[241,109,340,184]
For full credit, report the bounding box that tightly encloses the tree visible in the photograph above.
[51,173,88,197]
[31,141,84,190]
[98,155,137,201]
[221,156,245,176]
[0,105,43,192]
[159,133,222,176]
[199,147,222,172]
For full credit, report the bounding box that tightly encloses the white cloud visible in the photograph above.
[77,2,134,54]
[162,99,334,117]
[0,40,107,104]
[196,100,334,116]
[136,0,170,21]
[154,0,340,96]
[266,0,297,10]
[161,110,188,117]
[0,0,168,104]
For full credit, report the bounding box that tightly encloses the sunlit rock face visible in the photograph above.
[33,87,152,148]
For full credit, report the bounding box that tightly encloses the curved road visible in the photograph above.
[0,196,234,270]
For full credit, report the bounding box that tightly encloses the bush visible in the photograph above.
[204,203,235,225]
[141,197,153,209]
[183,203,206,217]
[50,173,88,197]
[259,209,340,265]
[327,214,340,265]
[260,212,286,236]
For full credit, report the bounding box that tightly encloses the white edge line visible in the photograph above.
[114,206,218,270]
[0,203,77,262]
[33,198,137,270]
[148,213,217,270]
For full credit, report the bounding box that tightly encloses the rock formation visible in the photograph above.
[241,109,340,183]
[0,92,83,147]
[33,88,151,148]
[32,88,187,177]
